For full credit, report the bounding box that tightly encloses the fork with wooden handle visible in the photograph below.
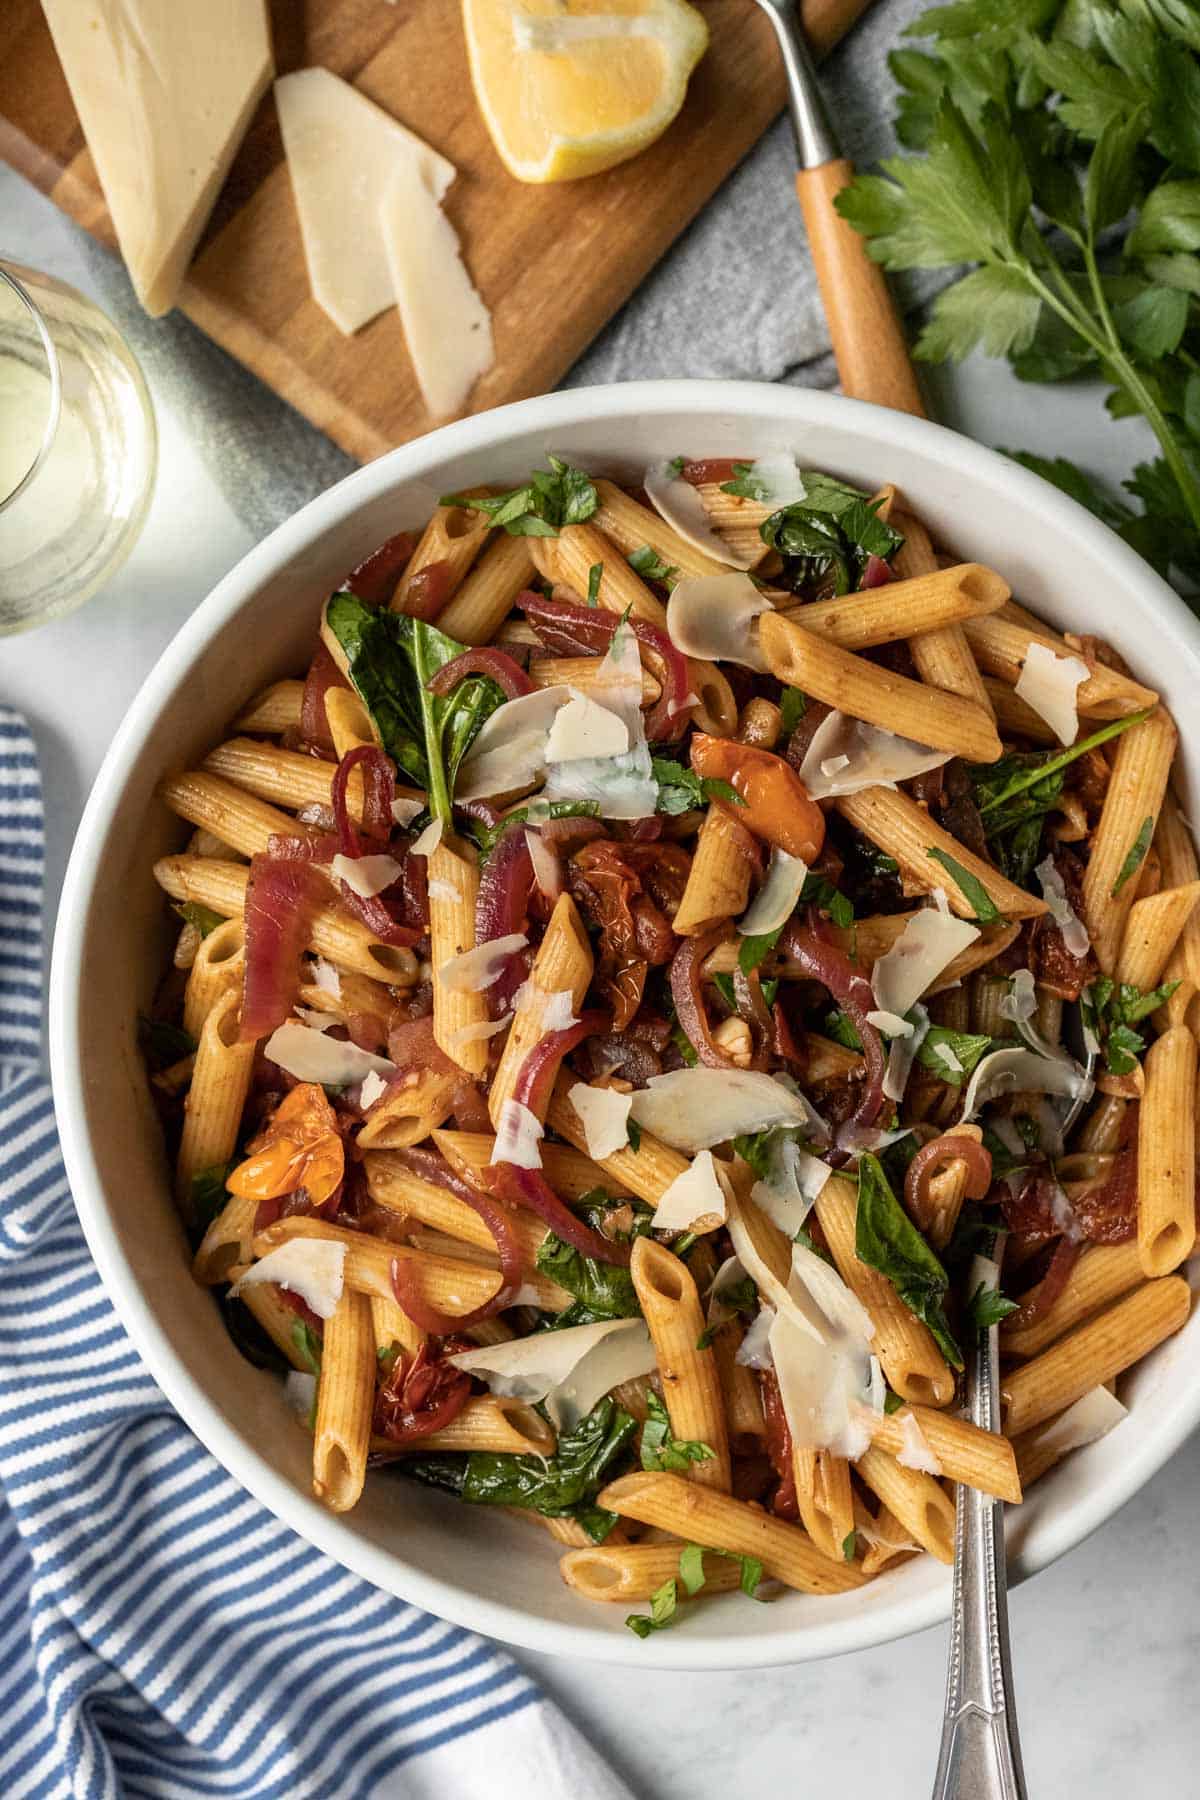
[751,0,926,416]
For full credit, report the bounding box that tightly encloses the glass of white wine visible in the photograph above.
[0,261,157,634]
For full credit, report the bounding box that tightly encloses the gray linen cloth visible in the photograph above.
[64,0,932,536]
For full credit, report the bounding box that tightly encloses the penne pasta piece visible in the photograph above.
[1001,1277,1190,1435]
[920,1123,985,1250]
[559,1541,745,1603]
[436,531,536,644]
[673,809,752,936]
[833,787,1047,921]
[356,1068,461,1151]
[510,1510,624,1548]
[528,656,660,705]
[391,496,492,612]
[192,1191,257,1286]
[182,916,245,1040]
[175,989,256,1214]
[153,856,420,985]
[737,697,783,749]
[759,612,1002,762]
[779,562,1008,653]
[371,1396,556,1459]
[489,893,593,1126]
[631,1238,731,1492]
[1155,793,1200,990]
[295,963,397,1032]
[202,737,365,821]
[711,1321,766,1443]
[187,826,242,861]
[370,1293,426,1357]
[431,1127,631,1199]
[1001,1242,1144,1359]
[232,679,305,736]
[313,1290,374,1512]
[161,770,297,859]
[814,1176,956,1408]
[238,1283,323,1371]
[427,838,490,1077]
[1136,1025,1197,1275]
[547,1073,692,1206]
[592,479,729,578]
[324,685,378,761]
[982,676,1059,744]
[792,1448,854,1563]
[890,509,995,711]
[1080,707,1177,972]
[961,612,1158,719]
[855,1498,920,1576]
[598,1471,867,1594]
[867,1404,1021,1503]
[1117,881,1200,992]
[854,1446,955,1564]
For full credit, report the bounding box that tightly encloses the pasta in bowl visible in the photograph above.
[51,383,1200,1665]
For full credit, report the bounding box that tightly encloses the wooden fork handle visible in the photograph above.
[795,158,926,417]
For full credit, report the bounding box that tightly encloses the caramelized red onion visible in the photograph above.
[388,1145,527,1329]
[373,1338,473,1442]
[428,648,534,699]
[398,559,453,622]
[490,1161,631,1267]
[518,589,691,739]
[511,1011,606,1116]
[476,823,534,944]
[387,1014,456,1077]
[758,1369,799,1521]
[300,642,347,752]
[240,854,329,1042]
[999,1237,1082,1335]
[670,931,745,1069]
[331,744,396,855]
[780,920,886,1126]
[905,1134,994,1230]
[345,529,415,606]
[860,555,894,589]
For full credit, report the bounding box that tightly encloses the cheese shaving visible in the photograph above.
[490,1099,544,1169]
[643,462,756,570]
[666,572,773,670]
[440,934,528,992]
[391,796,425,827]
[798,712,949,800]
[330,852,403,898]
[567,1083,633,1161]
[872,909,980,1019]
[1014,641,1090,747]
[310,957,342,997]
[409,817,444,858]
[455,686,570,802]
[448,1018,508,1052]
[544,690,629,762]
[1035,856,1091,958]
[448,1318,656,1432]
[359,1069,388,1110]
[380,160,493,419]
[1033,1385,1127,1458]
[231,1239,346,1320]
[650,1150,728,1233]
[896,1411,943,1475]
[629,1067,824,1152]
[264,1021,395,1086]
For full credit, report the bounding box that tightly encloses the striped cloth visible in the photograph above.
[0,706,629,1800]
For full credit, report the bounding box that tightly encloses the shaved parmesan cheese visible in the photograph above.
[330,852,403,898]
[750,1135,831,1237]
[427,879,461,901]
[380,160,492,419]
[883,1003,929,1104]
[491,1099,544,1169]
[284,1371,317,1421]
[1033,1385,1127,1458]
[867,1010,913,1038]
[409,817,444,858]
[1015,641,1090,747]
[519,985,578,1033]
[264,1022,395,1086]
[932,888,951,915]
[359,1069,388,1110]
[738,849,809,938]
[872,910,980,1019]
[456,686,570,801]
[310,957,342,997]
[629,1067,823,1152]
[835,1122,914,1158]
[735,1304,775,1369]
[293,1007,336,1032]
[1035,856,1090,957]
[391,796,425,827]
[736,452,806,508]
[896,1411,943,1475]
[651,1150,728,1233]
[448,1018,508,1052]
[448,1318,656,1433]
[666,572,773,670]
[568,1083,633,1160]
[544,690,629,762]
[798,712,949,800]
[962,1046,1092,1121]
[440,934,528,993]
[999,968,1057,1059]
[643,462,756,570]
[232,1239,346,1319]
[856,1511,919,1554]
[543,623,657,820]
[275,69,455,336]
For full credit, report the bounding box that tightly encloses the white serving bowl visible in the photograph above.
[50,381,1200,1669]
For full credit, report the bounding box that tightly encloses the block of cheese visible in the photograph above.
[40,0,273,318]
[379,165,494,418]
[275,69,457,339]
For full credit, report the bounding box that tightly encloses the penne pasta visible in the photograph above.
[559,1542,745,1603]
[833,787,1047,921]
[1080,707,1177,972]
[673,808,752,936]
[431,1127,631,1199]
[854,1446,956,1565]
[312,1290,375,1512]
[1136,1025,1197,1275]
[1000,1242,1145,1360]
[370,1293,426,1358]
[631,1238,731,1492]
[866,1403,1021,1503]
[161,770,298,859]
[175,989,256,1214]
[371,1396,556,1459]
[962,610,1158,718]
[779,561,1008,654]
[529,655,661,705]
[591,478,729,578]
[391,496,492,612]
[436,531,537,645]
[202,737,364,821]
[547,1074,692,1207]
[427,837,491,1077]
[182,916,245,1040]
[890,508,994,711]
[489,893,593,1126]
[232,679,305,736]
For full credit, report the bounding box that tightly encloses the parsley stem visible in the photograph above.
[976,708,1150,814]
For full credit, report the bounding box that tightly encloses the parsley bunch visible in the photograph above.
[837,0,1200,590]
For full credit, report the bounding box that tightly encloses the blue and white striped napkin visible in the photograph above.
[0,705,629,1800]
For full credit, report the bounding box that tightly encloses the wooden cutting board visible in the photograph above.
[0,0,871,463]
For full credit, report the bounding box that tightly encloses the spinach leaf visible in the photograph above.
[760,474,904,594]
[535,1195,651,1319]
[738,927,783,976]
[441,456,598,537]
[640,1391,716,1474]
[855,1153,963,1368]
[324,592,505,819]
[439,1397,637,1530]
[626,1578,678,1637]
[917,1026,997,1086]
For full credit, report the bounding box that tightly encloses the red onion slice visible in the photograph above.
[780,920,886,1127]
[519,590,690,738]
[669,931,744,1070]
[905,1134,993,1229]
[428,648,534,699]
[241,855,330,1042]
[331,744,396,857]
[511,1010,607,1117]
[346,530,416,606]
[490,1161,631,1267]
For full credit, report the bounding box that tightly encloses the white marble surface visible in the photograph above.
[4,164,1197,1797]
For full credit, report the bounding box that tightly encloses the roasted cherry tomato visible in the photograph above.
[227,1082,344,1205]
[689,733,825,862]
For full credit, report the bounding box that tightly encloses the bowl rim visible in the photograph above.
[48,377,1200,1669]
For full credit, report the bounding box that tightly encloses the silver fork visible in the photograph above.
[931,1234,1029,1800]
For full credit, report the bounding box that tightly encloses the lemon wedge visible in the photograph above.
[462,0,709,184]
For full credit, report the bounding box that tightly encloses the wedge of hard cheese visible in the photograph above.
[41,0,273,318]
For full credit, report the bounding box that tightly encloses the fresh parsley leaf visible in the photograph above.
[441,456,598,538]
[677,1542,707,1596]
[801,871,855,928]
[174,901,225,938]
[626,1578,677,1638]
[759,475,904,595]
[627,1118,643,1153]
[291,1321,323,1376]
[966,1283,1020,1331]
[842,1530,858,1561]
[1004,453,1131,527]
[823,1008,864,1052]
[917,1026,997,1086]
[640,1391,716,1474]
[702,777,745,807]
[926,848,1001,924]
[738,926,783,976]
[666,455,685,478]
[670,1018,700,1067]
[627,545,678,586]
[720,461,772,501]
[1083,975,1180,1073]
[1112,814,1154,895]
[855,1153,963,1369]
[586,561,602,607]
[778,687,807,736]
[651,759,747,817]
